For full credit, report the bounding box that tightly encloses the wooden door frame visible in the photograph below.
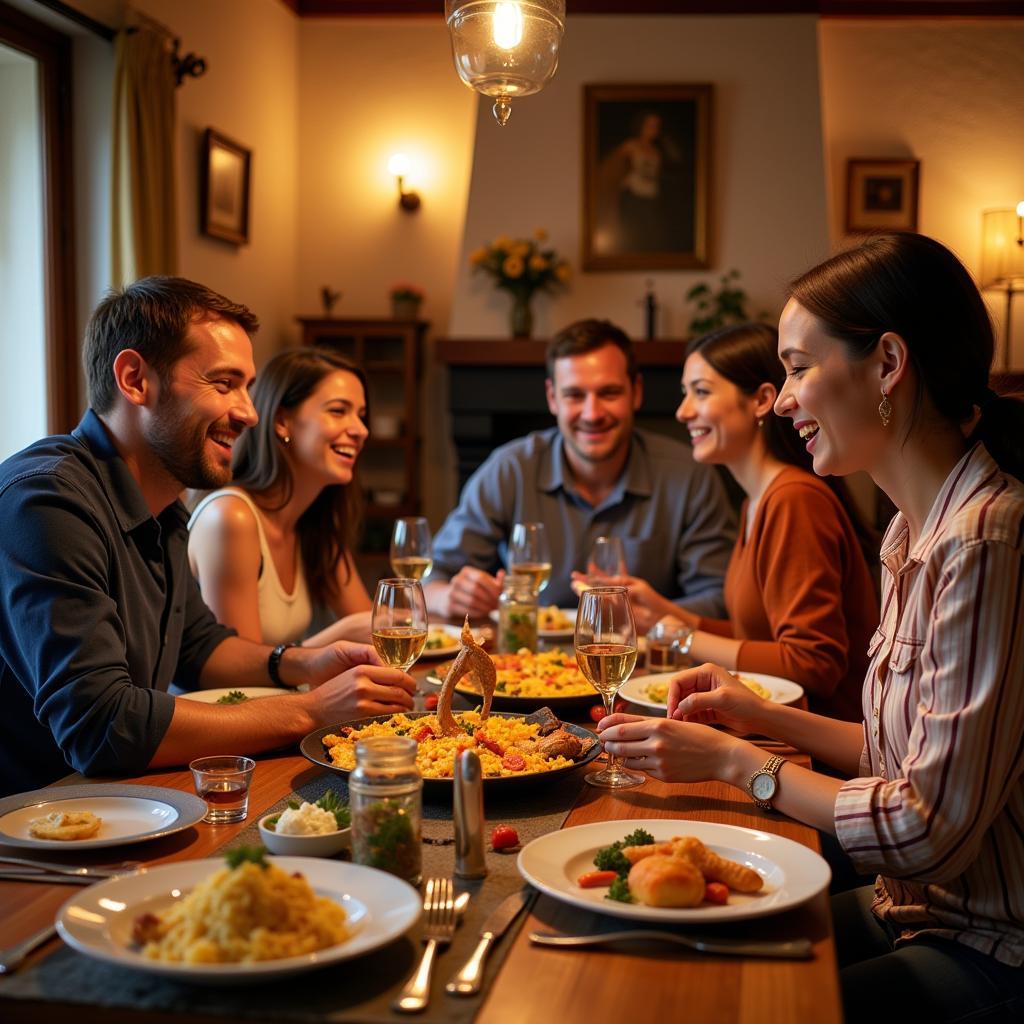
[0,0,78,434]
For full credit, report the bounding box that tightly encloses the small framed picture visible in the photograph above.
[200,128,251,245]
[845,159,919,234]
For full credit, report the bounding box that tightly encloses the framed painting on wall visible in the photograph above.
[583,83,712,271]
[845,158,919,234]
[200,128,251,245]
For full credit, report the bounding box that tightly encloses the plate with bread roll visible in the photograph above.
[516,819,830,922]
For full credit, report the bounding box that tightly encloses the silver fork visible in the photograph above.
[0,855,141,878]
[0,923,58,975]
[393,878,457,1013]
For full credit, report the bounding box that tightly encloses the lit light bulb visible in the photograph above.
[1017,200,1024,217]
[388,153,411,178]
[492,2,523,49]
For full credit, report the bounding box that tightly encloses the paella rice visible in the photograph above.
[322,710,576,779]
[438,648,593,699]
[642,674,772,705]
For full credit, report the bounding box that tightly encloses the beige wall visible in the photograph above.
[819,18,1024,368]
[451,15,829,341]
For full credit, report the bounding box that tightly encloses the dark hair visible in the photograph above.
[687,321,878,563]
[788,232,1024,481]
[546,319,637,380]
[230,347,367,607]
[83,276,259,412]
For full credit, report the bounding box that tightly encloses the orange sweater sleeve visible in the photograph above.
[733,483,850,698]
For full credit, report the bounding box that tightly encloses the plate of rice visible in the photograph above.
[619,671,804,713]
[301,709,600,793]
[425,648,599,712]
[56,852,420,984]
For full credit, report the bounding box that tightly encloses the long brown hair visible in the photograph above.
[687,322,878,563]
[231,347,367,607]
[788,232,1024,482]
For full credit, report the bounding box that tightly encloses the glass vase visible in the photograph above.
[509,293,533,338]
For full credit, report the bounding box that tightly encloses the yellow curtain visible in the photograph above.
[111,15,177,284]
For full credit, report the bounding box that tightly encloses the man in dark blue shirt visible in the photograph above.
[0,278,415,797]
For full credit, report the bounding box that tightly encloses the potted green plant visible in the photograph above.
[685,269,751,336]
[390,283,424,320]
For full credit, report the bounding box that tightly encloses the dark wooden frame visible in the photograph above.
[583,83,712,271]
[200,128,251,245]
[845,158,920,234]
[0,0,78,434]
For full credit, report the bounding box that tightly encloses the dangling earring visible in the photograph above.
[878,389,893,428]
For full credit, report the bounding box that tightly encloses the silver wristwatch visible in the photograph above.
[747,754,784,810]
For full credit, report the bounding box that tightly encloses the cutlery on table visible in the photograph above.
[446,889,529,996]
[529,930,813,959]
[0,923,58,975]
[393,877,457,1013]
[0,870,98,886]
[0,855,141,878]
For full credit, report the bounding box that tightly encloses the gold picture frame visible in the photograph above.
[200,128,251,245]
[583,83,712,271]
[845,158,919,234]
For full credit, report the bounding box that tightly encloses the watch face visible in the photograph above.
[751,773,776,801]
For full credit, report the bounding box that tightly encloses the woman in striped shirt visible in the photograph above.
[599,233,1024,1022]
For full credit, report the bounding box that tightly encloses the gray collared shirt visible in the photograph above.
[430,427,735,615]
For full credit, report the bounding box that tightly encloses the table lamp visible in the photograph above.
[980,202,1024,370]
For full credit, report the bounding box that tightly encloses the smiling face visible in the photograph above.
[775,298,884,477]
[146,316,258,489]
[675,351,763,467]
[545,344,641,471]
[278,369,368,487]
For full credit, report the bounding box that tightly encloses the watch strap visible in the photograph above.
[747,754,785,810]
[268,642,298,687]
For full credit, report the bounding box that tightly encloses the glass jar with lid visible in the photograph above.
[349,736,422,884]
[498,572,538,653]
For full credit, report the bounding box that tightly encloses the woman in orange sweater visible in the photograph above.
[602,323,878,720]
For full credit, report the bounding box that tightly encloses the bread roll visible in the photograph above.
[627,854,705,908]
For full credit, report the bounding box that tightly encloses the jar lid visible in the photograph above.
[354,735,418,767]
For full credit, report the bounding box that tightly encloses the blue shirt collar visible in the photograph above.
[539,430,653,507]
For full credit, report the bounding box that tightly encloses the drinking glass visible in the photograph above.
[189,755,256,824]
[390,517,433,581]
[508,522,552,597]
[575,586,645,789]
[587,535,627,580]
[372,578,428,671]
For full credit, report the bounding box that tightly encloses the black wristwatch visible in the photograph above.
[268,642,298,687]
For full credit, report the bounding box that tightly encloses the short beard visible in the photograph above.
[147,394,231,490]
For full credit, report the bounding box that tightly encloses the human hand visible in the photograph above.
[309,663,416,723]
[570,571,662,633]
[596,712,739,783]
[445,566,504,618]
[668,662,772,735]
[301,640,388,686]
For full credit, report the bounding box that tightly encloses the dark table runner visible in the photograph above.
[0,768,592,1023]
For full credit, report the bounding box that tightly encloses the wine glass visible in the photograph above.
[508,522,552,598]
[575,586,644,789]
[371,578,428,671]
[390,517,433,581]
[587,535,627,581]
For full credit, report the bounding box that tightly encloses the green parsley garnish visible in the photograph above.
[216,690,249,704]
[225,846,268,870]
[592,828,656,877]
[606,876,634,903]
[282,789,351,829]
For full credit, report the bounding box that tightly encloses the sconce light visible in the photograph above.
[980,201,1024,370]
[446,0,566,127]
[387,153,420,212]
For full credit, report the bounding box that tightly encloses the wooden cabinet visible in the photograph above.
[297,317,427,557]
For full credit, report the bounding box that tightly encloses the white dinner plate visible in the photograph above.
[178,687,284,703]
[517,819,830,923]
[417,623,488,660]
[57,856,421,984]
[0,785,207,851]
[619,671,805,713]
[488,606,577,638]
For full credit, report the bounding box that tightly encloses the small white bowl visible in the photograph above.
[258,813,351,857]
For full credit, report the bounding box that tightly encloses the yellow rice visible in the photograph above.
[441,648,594,699]
[643,674,771,704]
[323,710,574,779]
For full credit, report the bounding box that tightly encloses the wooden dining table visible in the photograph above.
[0,666,842,1024]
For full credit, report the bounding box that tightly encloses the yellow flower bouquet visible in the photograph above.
[470,229,571,337]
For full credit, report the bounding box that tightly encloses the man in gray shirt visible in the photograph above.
[425,320,735,626]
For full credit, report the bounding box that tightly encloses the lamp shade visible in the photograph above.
[979,208,1024,290]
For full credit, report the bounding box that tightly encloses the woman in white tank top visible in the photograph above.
[188,348,372,647]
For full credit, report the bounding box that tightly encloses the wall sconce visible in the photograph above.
[980,201,1024,370]
[387,153,421,213]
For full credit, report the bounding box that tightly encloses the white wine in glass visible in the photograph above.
[390,516,433,581]
[508,522,552,597]
[371,578,428,672]
[575,586,644,789]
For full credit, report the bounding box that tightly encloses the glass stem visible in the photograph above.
[603,691,622,774]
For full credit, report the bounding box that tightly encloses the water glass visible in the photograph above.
[189,755,256,824]
[587,535,627,580]
[646,619,693,672]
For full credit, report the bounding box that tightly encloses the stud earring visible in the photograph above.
[280,433,291,445]
[756,417,765,429]
[878,389,893,428]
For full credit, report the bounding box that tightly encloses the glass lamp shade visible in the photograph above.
[980,208,1024,290]
[446,0,566,126]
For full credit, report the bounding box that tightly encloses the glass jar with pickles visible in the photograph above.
[498,572,538,653]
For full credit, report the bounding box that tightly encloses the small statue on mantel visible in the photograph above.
[320,286,342,316]
[639,279,658,341]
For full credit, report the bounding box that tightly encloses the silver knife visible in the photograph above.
[445,890,530,996]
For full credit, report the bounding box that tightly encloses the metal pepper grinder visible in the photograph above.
[453,749,488,879]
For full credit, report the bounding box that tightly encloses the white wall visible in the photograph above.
[0,51,48,460]
[451,14,829,341]
[819,18,1024,368]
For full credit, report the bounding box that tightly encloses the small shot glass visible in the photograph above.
[645,620,693,673]
[189,756,255,824]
